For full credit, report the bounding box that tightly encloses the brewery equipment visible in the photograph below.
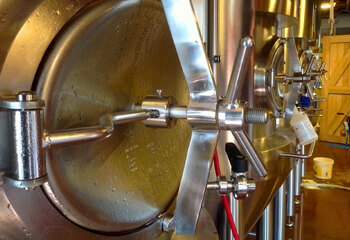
[0,0,324,239]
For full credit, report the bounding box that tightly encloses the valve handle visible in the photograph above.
[225,142,248,173]
[224,36,254,107]
[223,36,267,177]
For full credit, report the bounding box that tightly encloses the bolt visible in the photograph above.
[150,110,160,118]
[213,55,221,63]
[16,91,37,102]
[24,186,36,191]
[285,217,294,227]
[245,108,268,124]
[156,89,162,98]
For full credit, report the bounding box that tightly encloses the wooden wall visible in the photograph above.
[320,35,350,143]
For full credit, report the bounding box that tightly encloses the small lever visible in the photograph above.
[224,37,254,108]
[225,142,248,173]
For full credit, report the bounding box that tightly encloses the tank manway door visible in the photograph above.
[0,0,268,237]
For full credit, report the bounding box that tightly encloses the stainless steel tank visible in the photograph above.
[0,0,218,239]
[205,0,299,237]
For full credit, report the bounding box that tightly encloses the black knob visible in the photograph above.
[225,142,248,173]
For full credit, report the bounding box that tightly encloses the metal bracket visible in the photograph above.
[280,141,316,159]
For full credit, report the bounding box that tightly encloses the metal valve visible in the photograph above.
[207,143,256,199]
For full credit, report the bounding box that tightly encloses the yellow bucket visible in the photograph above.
[313,157,334,180]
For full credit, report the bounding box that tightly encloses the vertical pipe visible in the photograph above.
[286,168,295,227]
[301,145,306,177]
[208,0,218,80]
[329,0,335,35]
[294,159,302,197]
[294,145,302,198]
[257,202,273,240]
[274,183,286,240]
[227,193,244,239]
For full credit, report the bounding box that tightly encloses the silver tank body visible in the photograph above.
[205,0,299,237]
[0,0,218,239]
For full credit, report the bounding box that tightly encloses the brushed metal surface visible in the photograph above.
[205,1,255,233]
[35,0,191,233]
[282,0,315,40]
[255,0,298,19]
[254,37,286,117]
[161,0,219,235]
[0,0,94,95]
[205,1,297,238]
[243,127,296,235]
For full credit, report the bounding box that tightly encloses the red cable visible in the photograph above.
[213,150,221,176]
[213,150,240,240]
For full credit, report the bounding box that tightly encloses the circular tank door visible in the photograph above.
[35,0,191,233]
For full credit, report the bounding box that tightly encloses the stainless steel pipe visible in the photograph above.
[257,202,273,240]
[169,105,187,119]
[228,192,244,239]
[232,130,268,177]
[274,183,286,240]
[43,110,155,150]
[294,162,302,197]
[224,37,254,108]
[286,168,295,227]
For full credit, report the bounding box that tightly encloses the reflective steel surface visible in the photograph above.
[35,0,192,233]
[161,0,219,235]
[282,0,316,41]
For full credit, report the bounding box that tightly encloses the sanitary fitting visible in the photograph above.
[206,175,255,199]
[207,143,256,199]
[218,101,268,131]
[207,176,235,195]
[0,91,46,189]
[142,90,175,128]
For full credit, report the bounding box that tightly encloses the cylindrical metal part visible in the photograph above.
[257,202,273,240]
[45,110,153,149]
[44,127,111,149]
[224,37,254,107]
[227,192,244,239]
[169,105,187,119]
[245,108,268,124]
[206,182,220,191]
[273,183,286,240]
[301,145,306,177]
[294,159,302,196]
[8,109,44,181]
[142,95,173,128]
[286,168,295,220]
[208,0,219,78]
[232,130,267,177]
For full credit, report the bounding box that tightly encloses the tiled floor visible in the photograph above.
[285,141,350,240]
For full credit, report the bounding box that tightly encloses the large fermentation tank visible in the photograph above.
[205,0,299,237]
[0,0,218,239]
[0,0,314,239]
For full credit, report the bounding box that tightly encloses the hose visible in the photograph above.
[213,150,240,240]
